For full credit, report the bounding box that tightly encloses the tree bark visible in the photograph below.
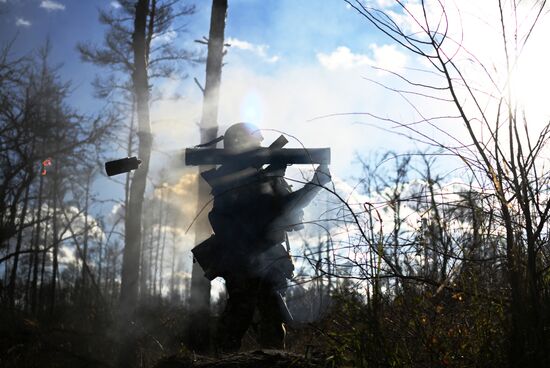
[159,206,167,298]
[146,223,153,298]
[81,170,91,295]
[118,1,154,366]
[140,223,149,300]
[119,0,153,316]
[50,159,60,313]
[31,173,44,314]
[8,173,32,308]
[188,0,228,353]
[24,210,37,312]
[170,232,177,299]
[97,225,104,293]
[39,216,49,312]
[153,195,163,296]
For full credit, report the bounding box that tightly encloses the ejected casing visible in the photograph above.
[105,156,142,176]
[185,147,331,166]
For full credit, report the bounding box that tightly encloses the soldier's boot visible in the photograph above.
[216,280,258,354]
[257,290,287,350]
[258,320,286,350]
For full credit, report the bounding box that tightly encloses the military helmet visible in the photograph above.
[223,123,264,151]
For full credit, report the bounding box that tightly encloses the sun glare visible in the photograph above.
[510,50,550,128]
[240,90,264,124]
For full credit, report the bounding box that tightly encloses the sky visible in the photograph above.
[0,0,424,214]
[2,1,549,173]
[2,0,550,296]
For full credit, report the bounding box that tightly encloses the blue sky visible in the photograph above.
[0,0,385,109]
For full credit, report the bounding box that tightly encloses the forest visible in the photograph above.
[1,0,550,367]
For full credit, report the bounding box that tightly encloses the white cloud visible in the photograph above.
[40,0,65,11]
[317,46,373,70]
[110,1,121,9]
[376,0,396,7]
[106,202,124,225]
[369,43,408,73]
[226,37,280,63]
[339,0,550,156]
[151,28,177,46]
[58,245,77,265]
[317,44,407,72]
[15,18,31,27]
[64,206,106,243]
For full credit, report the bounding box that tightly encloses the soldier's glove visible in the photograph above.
[277,252,295,280]
[312,164,331,186]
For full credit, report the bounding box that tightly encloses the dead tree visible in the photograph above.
[346,1,550,365]
[77,0,199,315]
[187,0,228,352]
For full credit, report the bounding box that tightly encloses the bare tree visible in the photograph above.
[77,0,199,325]
[0,39,111,312]
[187,0,228,352]
[345,1,550,365]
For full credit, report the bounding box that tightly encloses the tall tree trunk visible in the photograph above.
[81,170,91,295]
[119,0,153,316]
[519,177,544,366]
[98,232,104,293]
[4,243,10,286]
[148,224,154,295]
[188,0,228,352]
[31,173,45,314]
[140,224,150,299]
[125,97,136,213]
[128,98,140,299]
[50,160,60,313]
[153,196,163,296]
[159,208,167,299]
[112,247,119,305]
[25,211,37,312]
[118,1,154,366]
[39,217,49,312]
[8,173,32,308]
[170,232,176,299]
[500,201,524,368]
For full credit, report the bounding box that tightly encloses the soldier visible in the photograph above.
[202,123,331,352]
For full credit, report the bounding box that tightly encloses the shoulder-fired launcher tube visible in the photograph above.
[185,147,331,166]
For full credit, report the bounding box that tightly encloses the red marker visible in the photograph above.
[41,158,52,175]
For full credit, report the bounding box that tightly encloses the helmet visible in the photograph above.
[223,123,264,151]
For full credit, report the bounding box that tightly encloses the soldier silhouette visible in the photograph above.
[192,123,331,352]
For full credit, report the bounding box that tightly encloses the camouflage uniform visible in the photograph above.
[209,169,295,352]
[191,123,330,352]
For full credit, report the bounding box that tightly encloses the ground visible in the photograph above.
[154,349,324,368]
